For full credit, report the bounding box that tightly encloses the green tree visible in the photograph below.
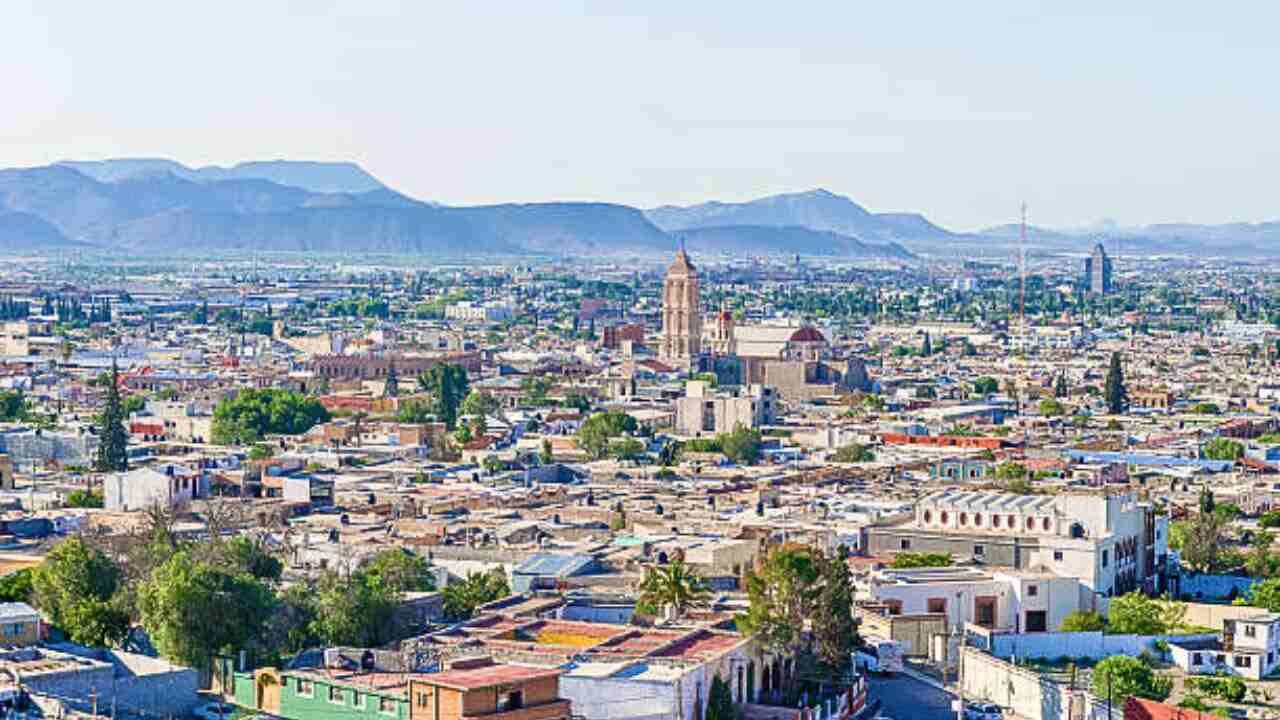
[1054,373,1069,398]
[972,376,999,396]
[832,444,875,463]
[1181,509,1228,573]
[1245,531,1277,579]
[812,550,857,671]
[417,364,470,430]
[94,360,129,472]
[1091,655,1172,705]
[248,443,275,461]
[482,455,506,475]
[138,550,276,668]
[891,552,952,569]
[576,410,638,460]
[1038,398,1066,417]
[211,388,329,445]
[64,489,104,508]
[1106,592,1183,635]
[1059,610,1106,632]
[636,558,710,618]
[217,536,283,581]
[309,569,398,647]
[718,424,762,465]
[1260,510,1280,529]
[0,390,30,421]
[459,391,500,419]
[1104,352,1129,414]
[1246,577,1280,611]
[1203,438,1244,461]
[441,568,510,621]
[360,548,436,593]
[0,568,33,603]
[705,675,736,720]
[738,544,821,656]
[610,438,646,463]
[395,398,436,424]
[31,538,130,647]
[520,376,552,406]
[539,439,554,465]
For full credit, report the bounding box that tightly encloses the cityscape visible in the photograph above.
[3,5,1280,720]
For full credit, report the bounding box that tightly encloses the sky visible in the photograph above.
[3,1,1279,230]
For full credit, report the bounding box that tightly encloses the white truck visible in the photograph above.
[854,636,904,675]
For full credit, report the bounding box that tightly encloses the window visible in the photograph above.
[1053,550,1064,562]
[960,512,968,526]
[1026,517,1035,530]
[1042,517,1051,531]
[1102,550,1109,568]
[416,692,429,708]
[498,691,524,712]
[380,697,397,715]
[927,598,947,614]
[1027,584,1038,597]
[1244,625,1257,638]
[974,514,984,527]
[900,539,911,550]
[353,693,365,709]
[1233,655,1252,668]
[1025,611,1047,632]
[297,680,314,697]
[992,515,1002,529]
[330,687,345,705]
[973,544,985,557]
[923,510,932,524]
[1192,653,1203,665]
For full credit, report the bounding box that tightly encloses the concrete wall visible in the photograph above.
[982,631,1216,662]
[1181,601,1267,630]
[1178,574,1259,602]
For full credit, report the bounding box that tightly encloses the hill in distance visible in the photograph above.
[56,158,388,195]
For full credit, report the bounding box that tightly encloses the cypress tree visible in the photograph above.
[94,360,129,473]
[921,331,932,357]
[1054,372,1069,398]
[384,361,399,398]
[1104,351,1128,414]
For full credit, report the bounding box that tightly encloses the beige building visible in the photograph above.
[659,248,702,368]
[673,381,776,437]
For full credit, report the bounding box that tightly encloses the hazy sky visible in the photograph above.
[4,2,1278,230]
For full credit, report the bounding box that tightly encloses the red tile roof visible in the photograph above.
[419,664,561,691]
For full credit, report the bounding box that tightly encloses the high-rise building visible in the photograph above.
[1084,243,1113,295]
[660,247,702,366]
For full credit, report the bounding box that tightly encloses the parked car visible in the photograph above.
[964,702,1003,720]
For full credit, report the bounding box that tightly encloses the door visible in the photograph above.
[974,596,996,628]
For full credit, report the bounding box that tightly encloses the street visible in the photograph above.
[868,673,956,720]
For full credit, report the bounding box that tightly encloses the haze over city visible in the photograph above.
[5,2,1280,229]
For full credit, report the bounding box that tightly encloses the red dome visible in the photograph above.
[789,326,826,343]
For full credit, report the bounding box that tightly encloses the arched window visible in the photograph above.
[974,513,984,527]
[959,512,969,526]
[923,510,933,524]
[1042,517,1051,531]
[1026,517,1035,530]
[992,515,1002,529]
[941,512,950,524]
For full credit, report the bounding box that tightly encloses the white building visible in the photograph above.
[673,381,776,437]
[103,465,202,512]
[445,301,514,324]
[1169,612,1280,680]
[867,566,1084,633]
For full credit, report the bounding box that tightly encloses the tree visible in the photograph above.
[738,544,821,656]
[94,360,129,472]
[482,455,506,475]
[459,391,500,419]
[539,439,554,465]
[442,568,509,621]
[1059,610,1106,632]
[1106,592,1183,635]
[1260,510,1280,529]
[1104,352,1128,414]
[637,558,710,618]
[65,489,104,508]
[1091,655,1172,706]
[705,675,736,720]
[0,568,32,603]
[1203,438,1244,461]
[1246,577,1280,612]
[383,362,399,398]
[921,332,932,357]
[1181,507,1228,573]
[248,443,275,461]
[211,388,329,445]
[395,398,435,424]
[832,444,875,463]
[812,550,857,671]
[1038,398,1065,417]
[891,552,952,569]
[31,538,129,647]
[360,548,435,593]
[309,569,398,647]
[138,550,276,668]
[972,377,999,397]
[718,424,762,465]
[217,536,283,581]
[417,364,470,430]
[1245,531,1277,579]
[576,410,638,460]
[610,438,646,463]
[520,377,552,406]
[0,390,29,421]
[1054,373,1069,398]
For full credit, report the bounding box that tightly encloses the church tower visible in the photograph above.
[660,247,702,366]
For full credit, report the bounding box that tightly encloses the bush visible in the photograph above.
[1059,610,1106,632]
[1186,676,1246,703]
[1090,655,1172,705]
[891,552,952,569]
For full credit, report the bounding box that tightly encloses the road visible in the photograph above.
[867,673,956,720]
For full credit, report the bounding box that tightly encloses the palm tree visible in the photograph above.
[637,558,710,619]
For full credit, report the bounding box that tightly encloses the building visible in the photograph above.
[445,302,515,324]
[407,664,570,720]
[0,603,40,646]
[865,491,1168,599]
[103,465,203,511]
[673,381,776,437]
[868,567,1084,634]
[659,248,702,368]
[1084,243,1113,295]
[600,323,645,351]
[312,353,482,382]
[1168,612,1280,680]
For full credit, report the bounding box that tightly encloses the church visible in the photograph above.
[657,248,870,400]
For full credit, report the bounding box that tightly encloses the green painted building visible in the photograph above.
[231,667,410,720]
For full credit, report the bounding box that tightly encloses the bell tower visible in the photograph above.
[660,246,702,366]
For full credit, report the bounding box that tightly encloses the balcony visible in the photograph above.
[462,699,572,720]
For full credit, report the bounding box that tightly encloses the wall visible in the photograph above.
[1178,574,1259,602]
[1180,601,1266,630]
[960,647,1082,720]
[982,630,1217,662]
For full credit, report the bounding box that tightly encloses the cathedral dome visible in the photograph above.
[789,326,826,343]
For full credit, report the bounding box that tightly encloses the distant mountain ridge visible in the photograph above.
[56,158,388,195]
[646,188,954,245]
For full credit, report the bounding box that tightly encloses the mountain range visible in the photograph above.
[1,158,1277,257]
